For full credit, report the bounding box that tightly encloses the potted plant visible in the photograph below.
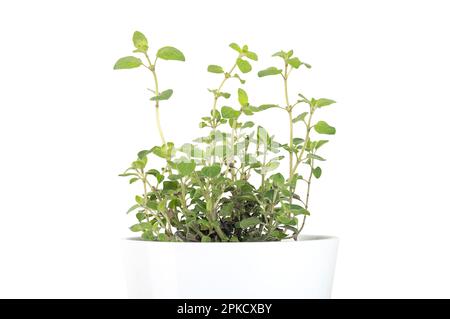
[115,31,338,299]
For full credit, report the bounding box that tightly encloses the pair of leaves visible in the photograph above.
[114,31,185,70]
[229,43,258,61]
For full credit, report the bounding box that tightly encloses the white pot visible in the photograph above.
[122,235,338,299]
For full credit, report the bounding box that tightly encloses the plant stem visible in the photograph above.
[283,63,295,183]
[144,53,167,146]
[288,109,294,180]
[210,59,239,163]
[292,108,314,174]
[295,160,314,240]
[151,69,167,146]
[261,144,267,188]
[141,170,150,223]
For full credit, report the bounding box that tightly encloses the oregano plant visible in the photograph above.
[114,31,336,242]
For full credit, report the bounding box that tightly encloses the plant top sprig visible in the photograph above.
[114,31,186,147]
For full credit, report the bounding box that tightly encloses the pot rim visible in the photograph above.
[123,234,338,244]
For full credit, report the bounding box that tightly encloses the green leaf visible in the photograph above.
[313,166,322,179]
[126,204,140,214]
[131,159,146,170]
[233,73,246,84]
[130,223,143,232]
[270,230,288,240]
[258,67,282,77]
[113,56,142,69]
[168,174,182,180]
[221,106,241,119]
[219,202,234,217]
[271,173,285,187]
[315,140,329,150]
[276,215,297,226]
[314,121,336,135]
[307,154,326,161]
[177,160,196,176]
[293,138,304,145]
[237,58,252,73]
[136,212,147,222]
[163,181,179,192]
[201,164,221,178]
[157,46,185,61]
[135,195,144,205]
[157,233,168,241]
[132,31,148,53]
[146,169,164,184]
[150,89,173,101]
[238,88,248,106]
[239,217,260,228]
[260,161,279,174]
[137,149,151,159]
[287,204,310,216]
[129,177,139,184]
[241,121,254,129]
[243,51,258,61]
[151,143,174,159]
[146,201,158,210]
[314,98,336,108]
[219,92,231,99]
[252,104,278,112]
[158,199,167,212]
[272,50,289,60]
[293,112,308,123]
[201,236,212,242]
[257,126,269,144]
[229,43,241,53]
[207,65,224,73]
[287,57,301,68]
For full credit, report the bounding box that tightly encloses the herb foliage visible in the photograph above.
[114,32,336,242]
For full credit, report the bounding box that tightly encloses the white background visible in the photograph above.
[1,0,449,298]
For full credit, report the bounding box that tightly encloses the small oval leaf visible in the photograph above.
[132,31,148,53]
[157,46,185,61]
[257,67,282,77]
[237,58,252,73]
[207,65,224,73]
[150,89,173,101]
[113,56,142,69]
[314,121,336,135]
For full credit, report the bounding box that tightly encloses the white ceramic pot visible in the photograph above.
[122,235,338,299]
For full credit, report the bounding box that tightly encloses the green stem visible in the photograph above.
[292,108,314,174]
[283,63,296,217]
[211,59,239,163]
[141,170,150,223]
[294,159,314,240]
[288,109,294,181]
[144,53,166,146]
[151,70,167,146]
[261,144,267,188]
